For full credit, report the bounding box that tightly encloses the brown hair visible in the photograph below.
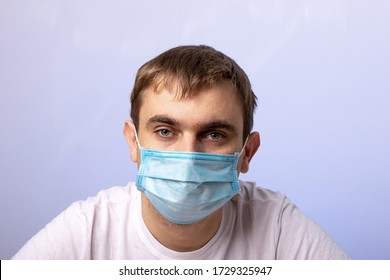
[130,45,257,139]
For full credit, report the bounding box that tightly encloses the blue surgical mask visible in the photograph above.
[134,131,246,224]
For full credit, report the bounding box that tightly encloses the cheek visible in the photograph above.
[136,150,141,168]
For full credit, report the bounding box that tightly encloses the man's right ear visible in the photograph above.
[123,120,139,163]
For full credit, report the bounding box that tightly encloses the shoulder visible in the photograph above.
[12,182,139,259]
[68,182,137,213]
[234,180,288,208]
[230,181,290,226]
[233,181,349,259]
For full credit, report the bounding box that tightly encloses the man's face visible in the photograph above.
[137,81,245,156]
[123,80,259,228]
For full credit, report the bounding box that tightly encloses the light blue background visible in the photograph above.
[1,0,389,259]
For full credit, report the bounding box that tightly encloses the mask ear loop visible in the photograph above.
[238,135,249,158]
[133,129,142,150]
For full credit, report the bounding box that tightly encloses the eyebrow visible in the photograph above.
[198,121,237,133]
[146,115,179,127]
[146,114,237,133]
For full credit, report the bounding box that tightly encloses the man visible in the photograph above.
[13,45,349,259]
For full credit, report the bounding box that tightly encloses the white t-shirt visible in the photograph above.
[12,181,349,259]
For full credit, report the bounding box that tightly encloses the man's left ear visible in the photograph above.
[239,132,260,174]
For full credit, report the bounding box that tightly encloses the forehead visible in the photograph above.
[138,82,244,132]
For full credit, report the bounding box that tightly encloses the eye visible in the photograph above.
[156,128,172,138]
[207,132,224,141]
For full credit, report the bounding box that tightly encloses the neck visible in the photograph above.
[141,194,223,252]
